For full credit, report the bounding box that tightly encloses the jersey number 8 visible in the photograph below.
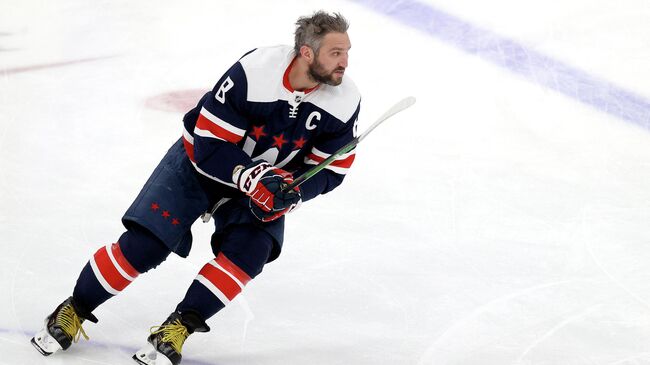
[215,77,235,104]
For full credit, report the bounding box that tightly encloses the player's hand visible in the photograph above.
[249,188,301,222]
[233,161,302,221]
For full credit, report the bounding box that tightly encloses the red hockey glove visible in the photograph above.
[233,161,302,222]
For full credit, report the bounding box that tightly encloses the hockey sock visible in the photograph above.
[176,226,273,320]
[72,225,171,313]
[175,253,252,319]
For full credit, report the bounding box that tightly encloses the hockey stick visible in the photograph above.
[284,96,416,191]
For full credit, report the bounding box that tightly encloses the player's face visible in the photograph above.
[308,32,351,86]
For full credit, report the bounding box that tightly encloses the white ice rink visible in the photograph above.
[2,0,650,364]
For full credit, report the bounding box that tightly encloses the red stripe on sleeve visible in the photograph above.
[111,243,139,278]
[199,263,242,301]
[330,153,355,168]
[216,253,252,285]
[182,136,195,162]
[196,114,243,144]
[307,153,355,169]
[307,153,325,163]
[94,246,131,292]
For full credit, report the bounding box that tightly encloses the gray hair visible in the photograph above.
[294,11,349,55]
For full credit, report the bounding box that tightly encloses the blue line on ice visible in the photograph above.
[351,0,650,130]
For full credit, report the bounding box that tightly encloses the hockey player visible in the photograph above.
[31,10,360,365]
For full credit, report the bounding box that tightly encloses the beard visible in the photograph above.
[308,58,345,86]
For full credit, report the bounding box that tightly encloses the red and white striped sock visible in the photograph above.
[195,253,252,306]
[89,242,140,296]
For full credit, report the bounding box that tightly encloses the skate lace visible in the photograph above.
[56,304,89,342]
[150,319,189,354]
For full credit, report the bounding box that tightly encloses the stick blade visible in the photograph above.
[381,96,416,119]
[400,96,417,109]
[359,96,416,142]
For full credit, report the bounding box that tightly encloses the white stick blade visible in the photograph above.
[359,96,416,141]
[377,96,416,122]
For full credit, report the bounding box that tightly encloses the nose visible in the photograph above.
[339,54,348,69]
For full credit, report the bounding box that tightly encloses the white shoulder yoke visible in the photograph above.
[239,45,292,103]
[309,78,361,123]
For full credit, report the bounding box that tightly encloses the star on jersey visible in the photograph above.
[250,125,267,140]
[293,136,307,149]
[272,133,288,149]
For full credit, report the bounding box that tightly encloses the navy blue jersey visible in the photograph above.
[182,45,361,203]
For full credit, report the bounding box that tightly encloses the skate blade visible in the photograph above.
[132,342,173,365]
[30,328,62,356]
[31,337,52,356]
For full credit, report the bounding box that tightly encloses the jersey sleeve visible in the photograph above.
[191,61,254,188]
[296,102,360,201]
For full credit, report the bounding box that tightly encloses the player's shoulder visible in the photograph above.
[238,45,292,75]
[236,45,292,102]
[310,77,361,124]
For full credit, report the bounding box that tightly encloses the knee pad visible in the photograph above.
[214,226,274,279]
[118,224,171,274]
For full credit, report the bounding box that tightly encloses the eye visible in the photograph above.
[333,52,340,56]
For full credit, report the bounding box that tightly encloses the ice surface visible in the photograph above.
[1,0,649,364]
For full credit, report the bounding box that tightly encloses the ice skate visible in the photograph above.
[133,311,209,365]
[31,296,98,356]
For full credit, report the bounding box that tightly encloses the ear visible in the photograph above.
[299,45,314,62]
